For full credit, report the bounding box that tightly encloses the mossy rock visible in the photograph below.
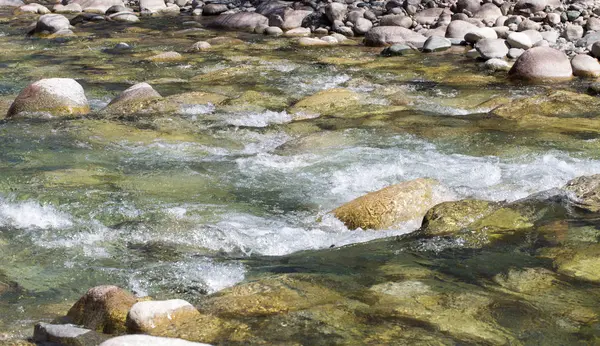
[493,267,557,294]
[546,244,600,283]
[421,199,502,236]
[288,88,361,118]
[492,90,600,120]
[199,274,346,318]
[66,285,137,334]
[223,90,289,112]
[332,178,449,230]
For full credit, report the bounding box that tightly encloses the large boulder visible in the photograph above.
[508,46,572,81]
[7,78,88,118]
[445,20,478,40]
[100,335,212,346]
[126,299,201,333]
[208,12,269,32]
[364,26,427,47]
[563,175,600,212]
[67,0,123,13]
[66,285,137,334]
[32,14,72,35]
[16,3,50,14]
[332,178,449,230]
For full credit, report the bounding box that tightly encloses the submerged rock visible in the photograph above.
[332,178,448,230]
[421,199,501,236]
[126,299,201,333]
[7,78,89,118]
[100,335,212,346]
[508,47,572,81]
[66,285,137,334]
[288,88,360,117]
[33,322,109,346]
[563,174,600,212]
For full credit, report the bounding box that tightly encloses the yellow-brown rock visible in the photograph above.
[332,178,448,230]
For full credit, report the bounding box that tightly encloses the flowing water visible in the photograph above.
[2,11,600,343]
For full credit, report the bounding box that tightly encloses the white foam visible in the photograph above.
[0,198,72,230]
[179,103,215,116]
[225,110,292,128]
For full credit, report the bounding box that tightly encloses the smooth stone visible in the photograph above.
[517,19,540,31]
[485,58,511,71]
[320,35,338,44]
[414,7,445,26]
[0,0,24,6]
[105,4,130,14]
[571,54,600,77]
[445,19,478,39]
[126,299,200,333]
[457,0,481,13]
[67,0,124,13]
[506,31,532,49]
[330,33,348,42]
[298,37,333,46]
[53,3,82,13]
[509,46,573,80]
[587,17,600,31]
[100,335,211,346]
[475,38,509,59]
[16,3,50,14]
[146,51,183,62]
[7,78,88,118]
[113,42,131,50]
[108,11,139,22]
[464,27,498,44]
[364,26,427,47]
[381,43,415,56]
[332,178,449,230]
[508,47,524,59]
[139,0,165,12]
[515,0,560,14]
[379,14,413,28]
[422,35,451,52]
[264,26,283,36]
[33,14,71,35]
[34,323,109,346]
[270,9,312,31]
[207,12,268,32]
[201,3,227,15]
[354,17,372,35]
[325,2,347,23]
[105,82,162,112]
[540,30,558,44]
[284,27,310,37]
[466,48,481,58]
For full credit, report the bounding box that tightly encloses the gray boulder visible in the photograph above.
[208,12,268,32]
[202,3,227,15]
[364,26,427,47]
[506,32,532,49]
[509,46,573,80]
[475,38,509,59]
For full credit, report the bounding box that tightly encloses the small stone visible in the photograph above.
[189,41,211,51]
[466,48,481,58]
[464,27,498,45]
[485,58,511,71]
[475,38,509,59]
[381,43,415,56]
[284,27,310,37]
[320,35,339,44]
[201,3,227,15]
[508,47,524,59]
[298,37,333,46]
[33,323,109,346]
[146,51,183,62]
[587,17,600,31]
[422,35,451,52]
[563,24,584,41]
[506,31,532,49]
[264,26,283,36]
[114,42,131,50]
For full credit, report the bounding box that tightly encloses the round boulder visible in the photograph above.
[32,14,71,35]
[508,46,572,81]
[571,54,600,77]
[7,78,89,118]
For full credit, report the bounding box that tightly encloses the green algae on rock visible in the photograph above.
[7,78,89,118]
[563,174,600,212]
[421,199,502,236]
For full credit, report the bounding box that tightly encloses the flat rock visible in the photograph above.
[33,323,109,346]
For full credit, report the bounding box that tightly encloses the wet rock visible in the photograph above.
[475,38,509,60]
[549,244,600,283]
[146,51,184,62]
[100,335,212,346]
[492,90,600,120]
[16,3,50,14]
[105,4,129,14]
[289,88,359,117]
[32,14,72,36]
[380,43,415,56]
[563,174,600,212]
[422,35,451,52]
[66,285,137,334]
[364,26,427,47]
[332,178,448,230]
[33,322,109,346]
[571,54,600,77]
[445,19,478,40]
[7,78,88,118]
[325,2,347,23]
[509,47,572,81]
[126,299,201,333]
[207,12,268,32]
[379,14,413,28]
[493,268,557,293]
[486,58,510,71]
[421,199,501,236]
[506,32,532,49]
[102,82,161,115]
